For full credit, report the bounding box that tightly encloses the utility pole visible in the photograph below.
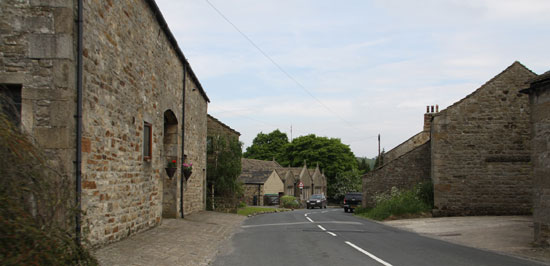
[378,134,381,167]
[290,124,293,142]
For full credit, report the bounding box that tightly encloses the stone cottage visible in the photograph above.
[521,71,550,247]
[280,162,327,201]
[362,62,536,216]
[1,0,209,246]
[239,158,284,206]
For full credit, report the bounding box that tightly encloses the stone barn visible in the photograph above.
[363,62,537,217]
[1,0,209,246]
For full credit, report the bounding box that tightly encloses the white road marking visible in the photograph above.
[327,232,337,237]
[306,217,314,223]
[241,221,362,228]
[317,225,326,231]
[304,214,308,217]
[345,241,393,266]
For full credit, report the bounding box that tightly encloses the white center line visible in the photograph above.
[317,225,326,231]
[345,241,393,266]
[306,217,314,223]
[327,232,337,237]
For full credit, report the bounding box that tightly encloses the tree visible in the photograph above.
[332,169,363,201]
[207,136,243,197]
[278,134,358,199]
[243,129,288,161]
[357,157,371,174]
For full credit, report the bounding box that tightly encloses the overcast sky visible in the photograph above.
[155,0,549,158]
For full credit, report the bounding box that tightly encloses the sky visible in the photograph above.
[155,0,550,158]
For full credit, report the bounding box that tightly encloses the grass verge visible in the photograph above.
[237,206,289,216]
[355,182,433,221]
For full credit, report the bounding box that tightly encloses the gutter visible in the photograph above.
[75,0,83,244]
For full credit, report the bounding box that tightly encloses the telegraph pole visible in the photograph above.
[378,134,381,167]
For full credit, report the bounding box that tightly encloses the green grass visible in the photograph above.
[237,206,289,216]
[356,182,433,221]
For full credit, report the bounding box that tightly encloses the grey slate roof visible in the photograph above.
[241,158,283,172]
[238,170,273,184]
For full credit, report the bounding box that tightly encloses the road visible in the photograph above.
[212,208,545,266]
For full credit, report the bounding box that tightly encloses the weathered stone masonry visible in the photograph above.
[362,62,537,217]
[521,72,550,246]
[431,62,535,216]
[2,0,210,247]
[362,142,431,207]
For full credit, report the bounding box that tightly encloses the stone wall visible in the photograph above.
[183,71,208,216]
[431,62,536,216]
[362,142,431,207]
[384,131,430,164]
[243,184,263,206]
[0,0,77,221]
[81,0,208,246]
[523,72,550,246]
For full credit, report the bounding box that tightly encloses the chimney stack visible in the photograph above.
[424,104,439,131]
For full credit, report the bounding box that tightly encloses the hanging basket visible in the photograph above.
[165,167,177,178]
[183,169,192,181]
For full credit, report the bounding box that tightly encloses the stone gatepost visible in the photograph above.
[522,71,550,247]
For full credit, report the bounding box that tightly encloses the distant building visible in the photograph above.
[239,158,284,206]
[363,62,536,216]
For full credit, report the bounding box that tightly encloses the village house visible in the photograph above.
[521,71,550,247]
[1,0,209,246]
[363,62,536,216]
[239,158,284,206]
[280,162,327,202]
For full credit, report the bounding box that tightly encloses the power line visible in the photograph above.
[203,0,356,128]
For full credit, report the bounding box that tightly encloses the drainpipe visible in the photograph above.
[180,63,186,218]
[75,0,83,245]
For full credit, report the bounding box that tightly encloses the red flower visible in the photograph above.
[172,160,176,163]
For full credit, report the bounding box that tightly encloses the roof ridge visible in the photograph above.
[436,61,535,115]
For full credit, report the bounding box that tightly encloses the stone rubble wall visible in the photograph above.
[183,74,208,216]
[242,184,264,206]
[526,79,550,246]
[81,0,207,246]
[431,62,536,216]
[0,0,77,223]
[362,142,431,208]
[383,131,430,165]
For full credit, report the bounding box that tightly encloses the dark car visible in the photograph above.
[343,192,362,213]
[307,194,327,209]
[263,194,279,206]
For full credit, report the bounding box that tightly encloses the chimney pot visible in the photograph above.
[436,105,439,112]
[426,106,429,113]
[431,105,434,113]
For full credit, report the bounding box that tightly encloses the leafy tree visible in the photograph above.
[207,136,243,197]
[332,169,363,201]
[243,129,288,162]
[357,157,371,174]
[279,134,358,199]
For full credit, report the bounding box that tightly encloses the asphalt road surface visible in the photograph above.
[212,208,545,266]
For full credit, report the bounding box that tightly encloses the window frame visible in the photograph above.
[143,122,152,161]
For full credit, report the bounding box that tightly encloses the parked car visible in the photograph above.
[343,192,362,213]
[307,194,327,209]
[263,194,279,206]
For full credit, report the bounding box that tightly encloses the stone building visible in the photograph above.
[362,62,537,216]
[521,71,550,247]
[1,0,209,246]
[280,163,327,201]
[239,158,284,206]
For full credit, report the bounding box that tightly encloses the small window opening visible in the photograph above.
[144,122,152,161]
[0,84,22,124]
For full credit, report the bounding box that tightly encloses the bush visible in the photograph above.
[0,102,97,265]
[358,182,433,221]
[280,196,299,209]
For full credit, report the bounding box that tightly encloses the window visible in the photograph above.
[0,84,22,124]
[143,122,152,161]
